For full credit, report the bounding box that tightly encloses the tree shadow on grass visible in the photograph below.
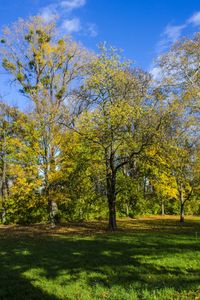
[134,218,200,232]
[0,229,200,299]
[0,273,58,300]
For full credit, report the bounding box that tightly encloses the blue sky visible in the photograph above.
[1,0,200,107]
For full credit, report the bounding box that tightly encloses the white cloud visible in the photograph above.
[40,5,58,23]
[164,24,186,42]
[188,11,200,26]
[87,23,98,37]
[60,0,86,11]
[61,18,81,33]
[156,10,200,53]
[156,24,185,53]
[38,0,97,37]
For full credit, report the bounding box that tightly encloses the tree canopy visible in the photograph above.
[0,17,199,229]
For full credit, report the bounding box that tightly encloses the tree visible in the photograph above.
[0,102,13,224]
[157,32,200,222]
[72,46,165,230]
[159,33,200,113]
[0,102,39,223]
[0,16,88,226]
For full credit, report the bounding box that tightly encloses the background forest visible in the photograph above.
[0,17,199,230]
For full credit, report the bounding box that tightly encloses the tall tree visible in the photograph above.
[0,102,12,224]
[157,32,200,222]
[73,46,165,230]
[0,16,88,226]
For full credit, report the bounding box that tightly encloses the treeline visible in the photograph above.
[0,17,199,230]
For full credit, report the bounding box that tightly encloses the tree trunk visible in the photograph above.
[161,199,165,216]
[45,179,58,227]
[180,202,184,223]
[126,201,129,217]
[1,181,6,224]
[143,176,146,200]
[108,194,117,231]
[44,159,58,227]
[48,200,58,228]
[106,170,117,231]
[179,184,185,223]
[1,130,7,224]
[1,207,6,224]
[105,147,117,231]
[47,146,59,227]
[1,179,7,224]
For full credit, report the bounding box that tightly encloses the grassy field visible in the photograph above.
[0,216,200,300]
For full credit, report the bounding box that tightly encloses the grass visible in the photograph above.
[0,216,200,300]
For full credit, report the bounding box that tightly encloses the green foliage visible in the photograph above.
[0,218,199,299]
[0,17,199,226]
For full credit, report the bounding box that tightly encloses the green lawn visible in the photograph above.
[0,217,200,300]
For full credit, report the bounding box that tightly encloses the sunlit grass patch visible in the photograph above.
[0,217,200,300]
